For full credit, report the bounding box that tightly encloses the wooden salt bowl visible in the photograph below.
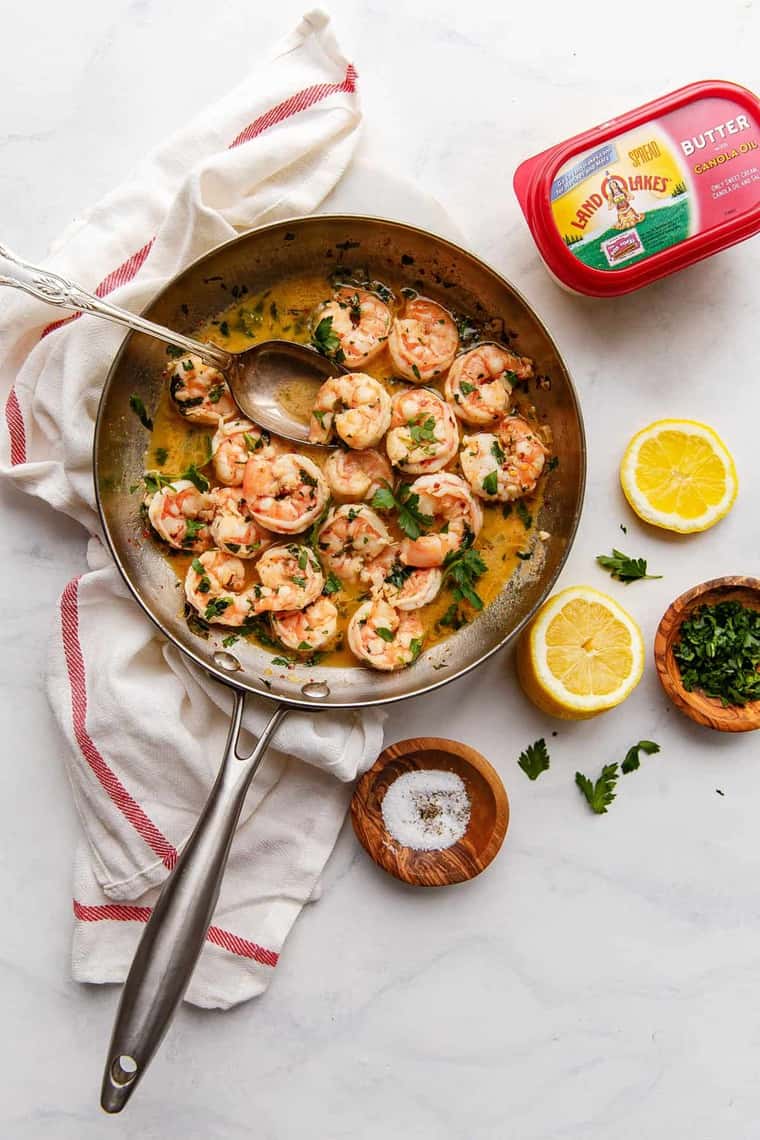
[654,576,760,732]
[350,737,509,887]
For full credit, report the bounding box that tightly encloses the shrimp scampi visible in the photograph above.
[211,419,278,486]
[312,287,392,368]
[242,453,328,535]
[185,551,260,627]
[271,597,339,653]
[168,354,236,424]
[210,487,272,558]
[445,343,531,426]
[361,545,443,611]
[323,447,392,502]
[347,599,425,671]
[317,504,392,581]
[308,372,392,449]
[460,415,548,502]
[252,544,325,613]
[400,472,483,568]
[387,297,459,383]
[385,388,459,475]
[147,480,215,552]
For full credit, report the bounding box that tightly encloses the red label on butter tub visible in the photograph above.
[514,82,760,296]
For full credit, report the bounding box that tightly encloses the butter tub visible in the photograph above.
[513,81,760,297]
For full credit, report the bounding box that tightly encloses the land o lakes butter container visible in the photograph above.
[514,81,760,296]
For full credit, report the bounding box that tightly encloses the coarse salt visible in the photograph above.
[381,769,471,851]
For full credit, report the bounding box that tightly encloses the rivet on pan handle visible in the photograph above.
[100,691,289,1113]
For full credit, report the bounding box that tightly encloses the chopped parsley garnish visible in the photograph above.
[443,540,487,611]
[299,466,319,488]
[411,363,421,381]
[183,519,205,545]
[371,481,433,541]
[219,320,230,337]
[207,383,225,404]
[409,638,424,661]
[516,500,533,529]
[482,470,499,496]
[243,432,261,452]
[181,358,195,372]
[546,456,559,472]
[407,415,437,446]
[323,571,342,596]
[222,634,239,648]
[673,601,760,706]
[297,548,309,571]
[182,464,210,492]
[490,438,506,464]
[204,597,231,621]
[311,409,326,428]
[375,627,395,643]
[142,471,177,495]
[621,740,660,774]
[154,446,168,466]
[129,394,153,431]
[311,315,344,361]
[191,557,206,575]
[596,548,662,584]
[166,345,184,359]
[517,738,550,781]
[438,602,467,630]
[459,380,476,395]
[516,550,532,561]
[575,763,619,815]
[385,560,413,590]
[271,656,293,669]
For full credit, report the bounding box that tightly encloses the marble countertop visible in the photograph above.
[2,2,759,1136]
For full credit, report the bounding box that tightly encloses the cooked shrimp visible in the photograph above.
[323,447,392,501]
[347,599,424,671]
[400,472,483,568]
[460,415,548,502]
[185,551,260,627]
[242,453,328,535]
[271,597,338,652]
[147,479,215,552]
[252,544,325,613]
[312,287,392,368]
[385,388,459,475]
[361,545,442,611]
[387,297,459,383]
[211,419,278,486]
[445,343,533,426]
[316,504,392,581]
[308,372,391,449]
[168,354,237,424]
[210,487,272,558]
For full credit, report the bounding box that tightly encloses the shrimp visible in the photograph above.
[311,287,392,368]
[185,551,261,627]
[385,388,459,475]
[147,479,215,552]
[210,487,272,559]
[271,597,339,653]
[252,544,325,613]
[460,415,548,502]
[445,343,533,427]
[242,452,328,535]
[316,504,392,581]
[168,354,237,425]
[211,419,279,486]
[347,599,424,671]
[400,472,483,568]
[323,447,392,502]
[308,372,391,449]
[361,545,442,611]
[387,297,459,383]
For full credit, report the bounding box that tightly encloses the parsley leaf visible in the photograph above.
[154,446,168,466]
[575,763,619,814]
[311,315,343,360]
[323,571,342,596]
[516,500,533,529]
[129,394,153,431]
[596,548,662,584]
[182,464,210,493]
[271,655,293,668]
[443,540,487,611]
[621,740,661,774]
[204,597,231,621]
[482,470,499,496]
[371,481,433,541]
[674,601,760,706]
[375,627,395,643]
[407,415,437,446]
[517,738,550,781]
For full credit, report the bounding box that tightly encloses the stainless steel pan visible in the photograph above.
[93,215,586,1111]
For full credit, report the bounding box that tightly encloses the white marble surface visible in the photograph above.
[2,2,760,1136]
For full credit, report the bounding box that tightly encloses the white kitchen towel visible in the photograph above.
[0,10,385,1009]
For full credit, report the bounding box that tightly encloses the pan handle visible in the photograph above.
[0,241,232,371]
[100,691,288,1114]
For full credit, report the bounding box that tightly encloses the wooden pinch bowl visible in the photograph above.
[350,737,509,887]
[654,576,760,733]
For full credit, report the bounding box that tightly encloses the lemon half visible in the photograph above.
[517,586,645,720]
[620,418,737,534]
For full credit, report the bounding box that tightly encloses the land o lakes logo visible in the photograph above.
[569,170,671,232]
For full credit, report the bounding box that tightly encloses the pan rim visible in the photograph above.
[93,213,587,710]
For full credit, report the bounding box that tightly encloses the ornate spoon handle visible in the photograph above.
[0,242,231,370]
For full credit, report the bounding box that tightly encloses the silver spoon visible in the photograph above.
[0,243,345,445]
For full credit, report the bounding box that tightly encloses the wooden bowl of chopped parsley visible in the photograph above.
[655,577,760,732]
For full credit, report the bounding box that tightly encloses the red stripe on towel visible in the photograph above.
[60,577,178,870]
[228,62,358,149]
[73,900,279,967]
[4,386,27,466]
[40,237,155,339]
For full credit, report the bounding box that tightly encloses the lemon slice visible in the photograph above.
[620,419,737,533]
[517,586,644,720]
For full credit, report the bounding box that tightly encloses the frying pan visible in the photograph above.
[93,215,586,1111]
